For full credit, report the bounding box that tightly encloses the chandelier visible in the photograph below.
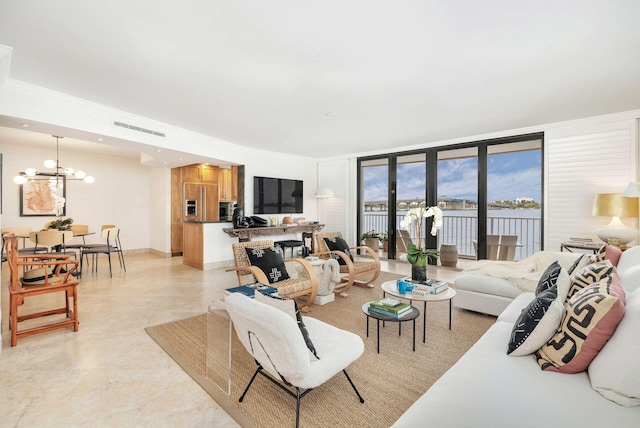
[13,135,95,185]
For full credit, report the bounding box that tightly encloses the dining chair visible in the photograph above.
[80,227,126,277]
[4,234,80,347]
[28,230,74,255]
[1,226,48,254]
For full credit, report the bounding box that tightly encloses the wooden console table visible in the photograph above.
[223,224,325,252]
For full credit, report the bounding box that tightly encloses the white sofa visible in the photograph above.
[454,250,584,316]
[393,247,640,427]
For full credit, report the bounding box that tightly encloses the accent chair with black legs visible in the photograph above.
[225,292,364,428]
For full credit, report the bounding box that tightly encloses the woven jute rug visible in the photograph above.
[146,272,495,428]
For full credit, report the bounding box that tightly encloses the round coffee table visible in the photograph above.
[381,280,456,343]
[361,302,419,354]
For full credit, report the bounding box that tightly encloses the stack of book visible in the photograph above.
[405,277,449,295]
[225,283,278,298]
[368,298,412,318]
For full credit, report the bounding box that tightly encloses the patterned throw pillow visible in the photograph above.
[567,254,590,276]
[323,236,354,265]
[535,261,571,302]
[507,285,564,356]
[566,261,614,304]
[254,290,319,360]
[534,276,626,374]
[245,246,290,284]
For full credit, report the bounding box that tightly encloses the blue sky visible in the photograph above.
[364,150,541,203]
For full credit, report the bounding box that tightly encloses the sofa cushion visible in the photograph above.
[589,286,640,407]
[245,246,290,283]
[254,290,319,360]
[566,261,614,303]
[323,236,354,265]
[535,276,625,374]
[567,253,591,275]
[616,246,640,293]
[507,285,564,356]
[496,292,535,324]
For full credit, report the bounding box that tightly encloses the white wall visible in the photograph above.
[1,142,152,250]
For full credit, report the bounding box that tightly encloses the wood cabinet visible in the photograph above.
[182,164,218,183]
[171,168,184,256]
[218,166,238,201]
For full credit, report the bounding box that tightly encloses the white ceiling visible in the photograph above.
[1,1,639,159]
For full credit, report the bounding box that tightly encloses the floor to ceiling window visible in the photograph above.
[358,133,543,262]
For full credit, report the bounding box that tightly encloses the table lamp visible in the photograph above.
[592,193,639,248]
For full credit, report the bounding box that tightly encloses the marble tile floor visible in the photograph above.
[0,252,465,427]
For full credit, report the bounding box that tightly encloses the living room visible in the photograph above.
[1,2,640,426]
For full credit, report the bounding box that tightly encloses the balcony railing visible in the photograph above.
[363,212,541,260]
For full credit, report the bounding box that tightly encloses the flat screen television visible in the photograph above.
[253,176,303,214]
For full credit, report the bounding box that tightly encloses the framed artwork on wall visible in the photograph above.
[20,173,66,217]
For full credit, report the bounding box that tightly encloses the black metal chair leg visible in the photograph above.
[343,369,365,403]
[295,387,301,428]
[239,367,261,402]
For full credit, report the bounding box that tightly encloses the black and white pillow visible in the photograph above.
[323,236,354,265]
[254,291,319,360]
[507,285,564,356]
[535,261,571,302]
[245,246,290,284]
[567,254,590,276]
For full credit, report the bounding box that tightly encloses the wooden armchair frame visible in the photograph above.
[4,235,80,347]
[313,232,380,296]
[228,240,318,311]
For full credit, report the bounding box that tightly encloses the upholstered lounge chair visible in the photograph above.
[313,231,381,296]
[226,292,364,428]
[229,240,318,311]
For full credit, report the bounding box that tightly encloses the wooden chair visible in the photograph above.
[229,240,318,312]
[313,232,381,296]
[29,230,74,255]
[80,227,126,277]
[4,234,80,347]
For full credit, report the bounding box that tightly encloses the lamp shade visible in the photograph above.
[592,194,639,218]
[315,187,334,198]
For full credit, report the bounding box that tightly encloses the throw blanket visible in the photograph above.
[458,251,582,292]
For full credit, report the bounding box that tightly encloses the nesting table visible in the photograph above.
[362,302,419,353]
[381,280,456,343]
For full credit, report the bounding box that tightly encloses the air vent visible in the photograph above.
[114,121,165,137]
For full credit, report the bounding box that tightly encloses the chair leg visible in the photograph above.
[295,387,301,428]
[107,252,113,277]
[239,366,261,402]
[343,369,365,403]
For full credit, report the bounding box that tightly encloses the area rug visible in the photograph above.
[146,272,496,428]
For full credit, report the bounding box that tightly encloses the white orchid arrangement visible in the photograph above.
[400,203,443,265]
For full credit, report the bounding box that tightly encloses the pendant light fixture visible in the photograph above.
[13,135,95,184]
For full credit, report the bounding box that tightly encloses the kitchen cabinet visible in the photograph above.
[218,166,238,201]
[171,168,184,255]
[183,164,218,183]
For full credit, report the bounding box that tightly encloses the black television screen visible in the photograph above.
[253,176,303,214]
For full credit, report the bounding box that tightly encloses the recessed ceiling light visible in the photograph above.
[97,138,103,142]
[156,149,161,153]
[20,123,29,127]
[326,112,339,117]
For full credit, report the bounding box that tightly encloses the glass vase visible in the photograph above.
[411,254,427,283]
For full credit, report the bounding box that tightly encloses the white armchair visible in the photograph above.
[225,293,365,427]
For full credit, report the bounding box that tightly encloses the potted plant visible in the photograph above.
[360,230,381,251]
[379,233,389,252]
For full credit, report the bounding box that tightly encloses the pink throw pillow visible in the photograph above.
[534,275,626,374]
[604,244,623,266]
